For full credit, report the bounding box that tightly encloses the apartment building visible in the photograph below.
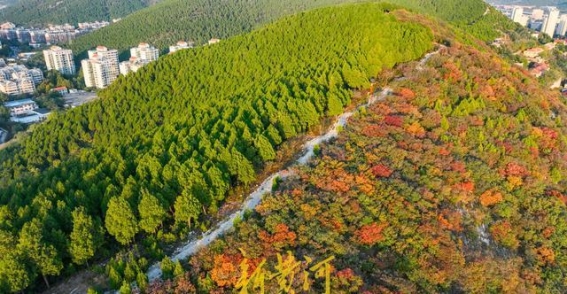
[3,99,38,116]
[169,40,194,53]
[43,46,76,75]
[120,43,160,75]
[130,43,159,62]
[82,46,119,89]
[0,63,43,95]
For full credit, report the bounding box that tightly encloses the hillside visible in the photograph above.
[0,0,159,26]
[178,13,567,293]
[68,0,498,58]
[0,3,436,292]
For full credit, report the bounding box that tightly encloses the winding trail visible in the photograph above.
[146,47,441,282]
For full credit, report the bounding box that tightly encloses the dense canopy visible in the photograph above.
[181,22,567,293]
[0,3,434,292]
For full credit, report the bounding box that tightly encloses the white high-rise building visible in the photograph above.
[120,43,160,76]
[512,7,524,23]
[43,46,76,75]
[82,46,119,89]
[532,9,545,20]
[556,14,567,37]
[169,40,194,53]
[130,43,159,63]
[542,7,560,37]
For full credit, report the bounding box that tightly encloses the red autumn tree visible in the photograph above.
[384,115,404,127]
[355,223,388,245]
[210,254,241,287]
[397,88,416,100]
[371,164,393,178]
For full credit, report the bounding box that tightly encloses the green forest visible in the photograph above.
[0,3,435,292]
[1,0,158,26]
[68,0,502,59]
[169,17,567,293]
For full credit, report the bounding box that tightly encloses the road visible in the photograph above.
[63,92,98,108]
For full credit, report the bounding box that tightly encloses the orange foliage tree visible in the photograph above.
[355,223,388,245]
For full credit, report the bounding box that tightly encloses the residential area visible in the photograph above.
[0,19,218,145]
[492,4,567,95]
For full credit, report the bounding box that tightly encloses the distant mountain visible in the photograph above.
[0,0,161,26]
[69,0,492,59]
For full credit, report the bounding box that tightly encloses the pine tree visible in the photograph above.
[119,280,132,294]
[255,134,276,161]
[174,189,201,228]
[138,190,166,234]
[18,219,63,288]
[105,197,139,245]
[229,148,255,185]
[327,94,344,116]
[70,207,102,265]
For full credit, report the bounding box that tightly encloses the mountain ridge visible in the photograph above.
[67,0,497,58]
[1,0,160,26]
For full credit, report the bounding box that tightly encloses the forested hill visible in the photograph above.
[0,3,436,292]
[180,12,567,293]
[68,0,500,58]
[1,0,159,26]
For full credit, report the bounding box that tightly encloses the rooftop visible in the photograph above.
[34,108,51,114]
[4,99,36,108]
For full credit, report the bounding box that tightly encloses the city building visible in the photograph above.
[3,99,38,116]
[510,7,529,26]
[48,23,75,31]
[512,7,523,22]
[30,31,46,44]
[512,7,524,25]
[532,8,544,20]
[82,46,119,89]
[120,43,160,76]
[130,43,159,62]
[16,29,31,43]
[169,40,194,53]
[0,21,107,46]
[0,22,15,30]
[556,15,567,37]
[10,107,51,124]
[208,38,221,45]
[119,59,147,75]
[51,86,68,95]
[0,81,19,95]
[0,29,17,40]
[78,21,110,30]
[45,31,82,45]
[0,64,43,95]
[43,46,76,75]
[542,7,560,37]
[0,79,35,95]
